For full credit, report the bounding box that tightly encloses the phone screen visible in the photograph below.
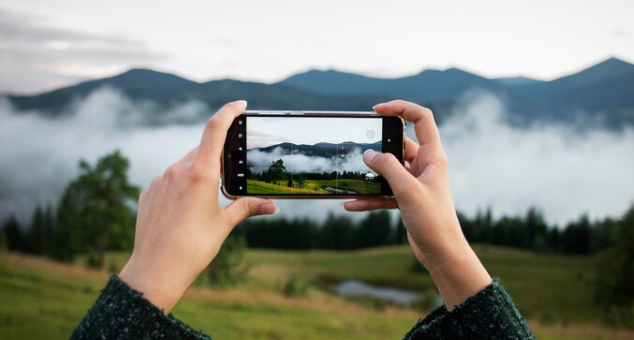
[223,113,403,197]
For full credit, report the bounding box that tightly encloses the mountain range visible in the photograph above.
[250,141,381,159]
[5,57,634,128]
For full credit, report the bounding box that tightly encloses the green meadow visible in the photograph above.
[1,245,633,340]
[247,179,381,195]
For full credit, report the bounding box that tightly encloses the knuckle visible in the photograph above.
[205,117,221,130]
[148,175,163,191]
[163,164,180,180]
[189,161,212,183]
[435,151,449,168]
[138,189,148,202]
[150,175,162,187]
[421,106,433,116]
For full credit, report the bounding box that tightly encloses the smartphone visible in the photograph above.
[221,110,405,199]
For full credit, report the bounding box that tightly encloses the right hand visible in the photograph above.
[344,100,491,310]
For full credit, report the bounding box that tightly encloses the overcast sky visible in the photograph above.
[1,0,633,94]
[247,117,382,149]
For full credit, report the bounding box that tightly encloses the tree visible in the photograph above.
[43,203,57,257]
[594,206,634,328]
[319,213,356,249]
[358,211,392,248]
[56,150,140,267]
[2,214,25,252]
[27,205,46,255]
[297,175,306,189]
[525,207,548,249]
[268,159,287,182]
[562,215,591,254]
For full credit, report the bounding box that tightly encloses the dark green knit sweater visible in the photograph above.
[70,275,535,340]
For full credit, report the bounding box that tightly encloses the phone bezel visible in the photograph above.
[221,110,405,200]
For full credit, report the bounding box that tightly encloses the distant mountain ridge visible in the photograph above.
[250,141,381,158]
[5,57,634,127]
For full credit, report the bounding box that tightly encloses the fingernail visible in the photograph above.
[259,203,278,215]
[235,100,247,109]
[372,103,386,110]
[363,149,378,162]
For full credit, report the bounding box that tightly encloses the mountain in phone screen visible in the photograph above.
[245,117,382,195]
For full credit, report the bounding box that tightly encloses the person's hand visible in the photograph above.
[344,100,491,310]
[119,100,278,313]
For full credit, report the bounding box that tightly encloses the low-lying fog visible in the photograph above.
[1,87,633,226]
[247,147,370,174]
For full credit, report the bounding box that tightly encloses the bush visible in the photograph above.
[282,276,310,298]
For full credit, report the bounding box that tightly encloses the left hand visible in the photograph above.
[119,100,278,313]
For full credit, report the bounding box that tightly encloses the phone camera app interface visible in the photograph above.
[246,117,382,195]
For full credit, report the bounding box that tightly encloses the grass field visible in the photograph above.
[247,179,381,195]
[1,246,634,340]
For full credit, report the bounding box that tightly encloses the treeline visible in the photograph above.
[236,211,403,250]
[236,207,618,255]
[458,208,616,254]
[0,151,139,268]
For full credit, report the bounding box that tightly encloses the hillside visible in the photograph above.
[2,246,634,340]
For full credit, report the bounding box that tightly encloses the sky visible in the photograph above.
[246,117,382,149]
[1,0,633,94]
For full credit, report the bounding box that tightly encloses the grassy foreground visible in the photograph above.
[1,246,634,340]
[247,179,381,195]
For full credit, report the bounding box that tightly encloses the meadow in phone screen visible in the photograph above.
[246,117,382,195]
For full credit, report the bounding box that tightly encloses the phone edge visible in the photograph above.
[220,111,405,200]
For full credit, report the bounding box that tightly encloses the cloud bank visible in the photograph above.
[1,88,633,226]
[247,147,370,174]
[439,91,634,225]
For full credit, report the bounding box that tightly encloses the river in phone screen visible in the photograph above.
[246,117,382,195]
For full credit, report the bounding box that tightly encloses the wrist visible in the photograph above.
[425,238,492,310]
[119,258,188,313]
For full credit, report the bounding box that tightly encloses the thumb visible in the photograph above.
[224,197,278,226]
[363,150,418,196]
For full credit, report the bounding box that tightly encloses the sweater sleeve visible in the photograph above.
[70,275,210,340]
[403,277,535,340]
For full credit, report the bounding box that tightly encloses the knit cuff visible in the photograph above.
[403,277,535,340]
[70,275,210,340]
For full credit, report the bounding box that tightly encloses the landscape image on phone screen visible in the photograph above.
[246,117,382,195]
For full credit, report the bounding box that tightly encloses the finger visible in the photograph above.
[363,150,420,198]
[405,137,419,163]
[374,100,443,155]
[343,199,398,211]
[223,197,278,227]
[197,100,247,169]
[181,146,199,163]
[135,190,151,235]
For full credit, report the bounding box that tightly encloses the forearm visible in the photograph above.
[427,238,492,310]
[70,275,210,340]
